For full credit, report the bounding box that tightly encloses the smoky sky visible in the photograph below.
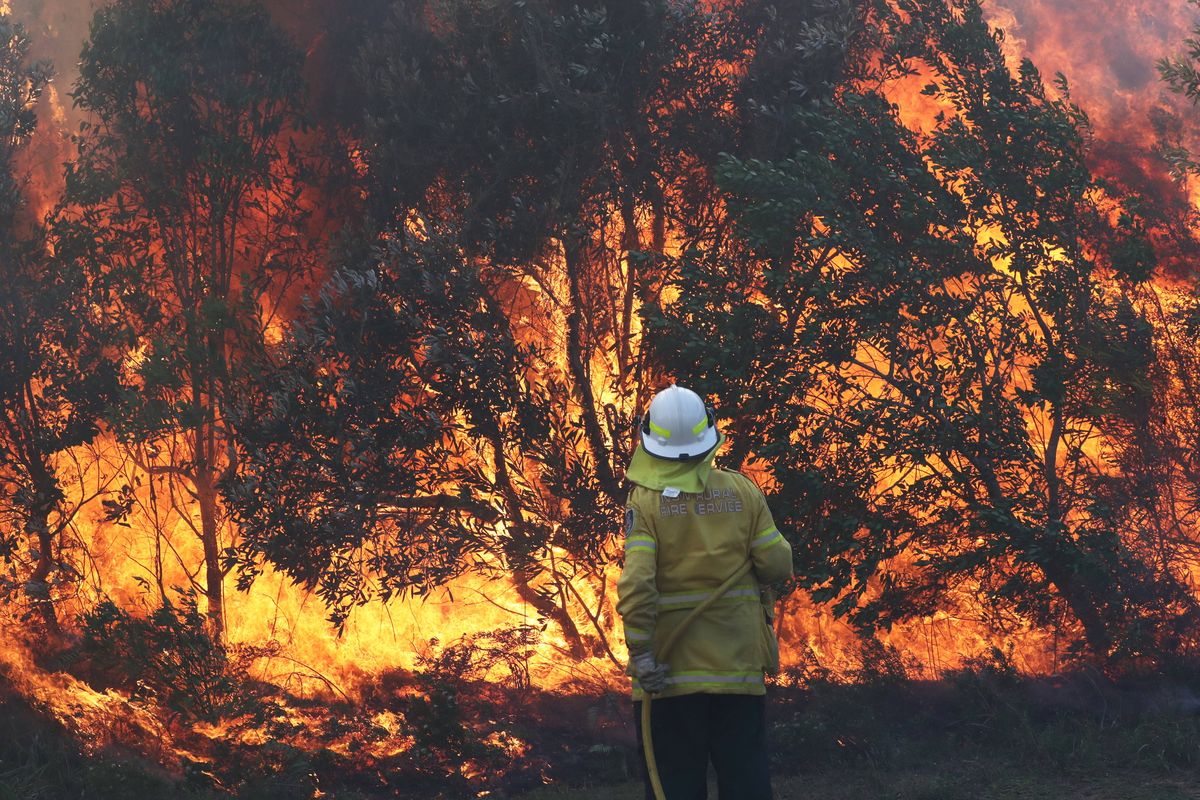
[984,0,1196,136]
[9,0,1200,209]
[13,0,1196,135]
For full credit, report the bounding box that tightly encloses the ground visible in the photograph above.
[7,663,1200,799]
[526,759,1200,800]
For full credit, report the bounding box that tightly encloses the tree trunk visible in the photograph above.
[485,432,587,658]
[618,196,639,389]
[194,465,225,640]
[563,236,621,502]
[511,567,587,661]
[632,199,668,408]
[25,506,60,638]
[953,421,1115,662]
[1041,558,1111,660]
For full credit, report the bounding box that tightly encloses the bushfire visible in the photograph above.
[2,0,1200,796]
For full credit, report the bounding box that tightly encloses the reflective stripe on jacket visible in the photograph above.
[617,468,793,699]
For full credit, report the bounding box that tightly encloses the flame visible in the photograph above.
[983,1,1195,142]
[4,0,1200,792]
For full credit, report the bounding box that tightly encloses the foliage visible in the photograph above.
[0,17,115,636]
[1157,0,1200,181]
[398,627,540,773]
[0,693,224,800]
[224,0,833,646]
[54,0,315,636]
[10,2,1200,793]
[75,589,266,721]
[223,238,519,628]
[849,636,915,687]
[360,0,737,257]
[645,0,1197,662]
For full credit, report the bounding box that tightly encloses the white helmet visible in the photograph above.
[640,384,719,461]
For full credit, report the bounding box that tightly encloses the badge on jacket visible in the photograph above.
[625,507,635,536]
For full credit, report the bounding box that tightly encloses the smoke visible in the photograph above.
[257,0,392,125]
[9,0,366,125]
[11,0,96,107]
[983,0,1199,201]
[983,0,1195,138]
[7,0,378,217]
[13,0,1198,133]
[9,0,97,218]
[13,0,1197,179]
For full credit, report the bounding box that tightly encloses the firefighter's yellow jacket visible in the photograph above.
[616,444,793,700]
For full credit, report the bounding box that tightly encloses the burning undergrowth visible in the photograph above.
[0,600,651,797]
[52,618,594,795]
[7,626,1200,799]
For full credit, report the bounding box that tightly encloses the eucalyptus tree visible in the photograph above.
[647,0,1194,662]
[0,18,115,638]
[228,0,720,653]
[223,0,856,653]
[1107,6,1200,649]
[54,0,314,637]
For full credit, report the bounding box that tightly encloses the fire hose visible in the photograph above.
[641,560,754,800]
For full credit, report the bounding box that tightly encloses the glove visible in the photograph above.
[632,651,670,694]
[761,587,778,624]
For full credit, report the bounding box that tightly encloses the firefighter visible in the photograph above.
[618,384,793,799]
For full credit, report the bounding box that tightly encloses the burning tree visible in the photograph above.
[3,0,1191,685]
[53,0,315,637]
[222,0,807,652]
[0,18,114,640]
[647,0,1200,662]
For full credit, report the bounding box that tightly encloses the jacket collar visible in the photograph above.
[624,432,725,493]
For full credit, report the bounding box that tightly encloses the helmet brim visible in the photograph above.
[640,425,721,461]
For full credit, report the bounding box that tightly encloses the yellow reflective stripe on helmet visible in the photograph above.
[648,420,672,439]
[691,417,709,435]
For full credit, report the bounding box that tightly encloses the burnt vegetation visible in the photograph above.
[2,0,1200,796]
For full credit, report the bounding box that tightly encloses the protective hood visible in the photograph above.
[624,432,725,493]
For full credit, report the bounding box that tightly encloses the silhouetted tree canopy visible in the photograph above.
[54,0,313,637]
[5,0,1200,671]
[0,18,114,638]
[647,0,1197,662]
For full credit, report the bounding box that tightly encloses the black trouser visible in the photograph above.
[633,693,773,800]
